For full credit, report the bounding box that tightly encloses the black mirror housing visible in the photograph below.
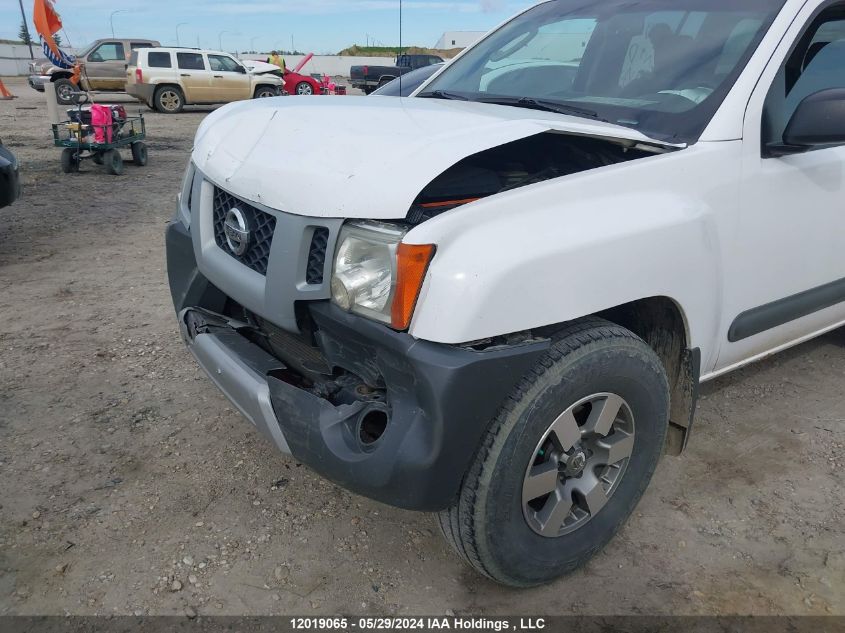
[781,88,845,150]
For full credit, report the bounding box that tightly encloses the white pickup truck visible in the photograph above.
[167,0,845,587]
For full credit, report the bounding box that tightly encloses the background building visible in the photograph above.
[434,31,487,50]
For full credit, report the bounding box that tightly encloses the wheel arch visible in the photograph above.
[154,83,187,105]
[50,71,74,82]
[595,296,699,456]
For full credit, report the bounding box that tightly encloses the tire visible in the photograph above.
[154,85,184,113]
[53,78,76,106]
[438,317,669,587]
[60,148,79,173]
[254,86,277,99]
[295,82,314,96]
[131,142,148,166]
[104,149,124,176]
[361,87,374,95]
[92,153,104,165]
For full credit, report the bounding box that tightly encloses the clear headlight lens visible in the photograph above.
[331,222,407,324]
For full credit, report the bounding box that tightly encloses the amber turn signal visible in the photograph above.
[391,243,436,330]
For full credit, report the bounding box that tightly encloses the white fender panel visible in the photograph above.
[405,141,742,373]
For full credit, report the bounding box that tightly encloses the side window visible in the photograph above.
[148,52,172,68]
[208,55,241,72]
[762,7,845,146]
[89,42,125,62]
[177,53,206,71]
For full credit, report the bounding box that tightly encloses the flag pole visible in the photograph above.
[18,0,35,59]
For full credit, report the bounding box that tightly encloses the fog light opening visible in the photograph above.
[358,408,389,446]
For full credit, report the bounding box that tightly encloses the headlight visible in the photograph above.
[331,221,435,329]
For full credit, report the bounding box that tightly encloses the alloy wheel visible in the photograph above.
[160,90,181,112]
[522,393,636,537]
[57,83,74,102]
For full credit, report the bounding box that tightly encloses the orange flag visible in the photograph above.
[33,0,64,59]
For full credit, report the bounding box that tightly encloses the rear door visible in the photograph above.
[85,41,126,89]
[207,54,252,102]
[176,52,211,103]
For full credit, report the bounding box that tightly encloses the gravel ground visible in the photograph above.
[0,76,843,617]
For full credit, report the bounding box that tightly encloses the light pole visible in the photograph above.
[110,10,128,39]
[176,22,188,47]
[218,30,235,51]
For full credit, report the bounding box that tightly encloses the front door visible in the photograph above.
[84,41,126,90]
[718,1,845,369]
[207,54,252,102]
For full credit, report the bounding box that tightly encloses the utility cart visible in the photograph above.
[52,93,148,175]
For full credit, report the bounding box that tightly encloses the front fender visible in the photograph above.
[405,141,740,371]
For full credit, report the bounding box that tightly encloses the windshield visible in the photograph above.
[420,0,786,142]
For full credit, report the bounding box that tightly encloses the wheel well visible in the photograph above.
[596,297,699,456]
[254,84,277,93]
[155,83,183,95]
[51,73,73,82]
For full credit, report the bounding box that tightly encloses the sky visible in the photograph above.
[2,0,535,54]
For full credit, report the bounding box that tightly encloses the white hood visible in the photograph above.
[192,96,674,219]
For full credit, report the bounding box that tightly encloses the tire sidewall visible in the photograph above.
[132,143,147,166]
[54,79,74,106]
[155,86,183,113]
[477,340,669,586]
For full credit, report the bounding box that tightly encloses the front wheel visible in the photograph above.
[60,148,79,173]
[438,318,669,587]
[53,78,76,106]
[254,86,278,99]
[104,149,124,176]
[295,82,314,96]
[131,142,148,166]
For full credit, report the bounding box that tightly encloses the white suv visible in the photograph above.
[126,48,282,113]
[167,0,845,587]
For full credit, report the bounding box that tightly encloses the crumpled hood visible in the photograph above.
[192,96,673,219]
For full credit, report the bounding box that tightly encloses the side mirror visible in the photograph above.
[237,65,247,74]
[770,88,845,155]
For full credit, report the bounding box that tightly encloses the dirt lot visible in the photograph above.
[0,76,843,617]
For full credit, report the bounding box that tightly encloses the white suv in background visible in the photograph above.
[126,48,283,113]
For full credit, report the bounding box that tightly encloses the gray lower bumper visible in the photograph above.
[179,310,291,454]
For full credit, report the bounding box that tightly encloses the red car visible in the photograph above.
[283,71,321,96]
[243,56,323,96]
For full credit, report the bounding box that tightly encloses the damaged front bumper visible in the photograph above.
[167,220,549,511]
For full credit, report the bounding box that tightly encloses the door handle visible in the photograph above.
[180,73,192,77]
[214,75,224,78]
